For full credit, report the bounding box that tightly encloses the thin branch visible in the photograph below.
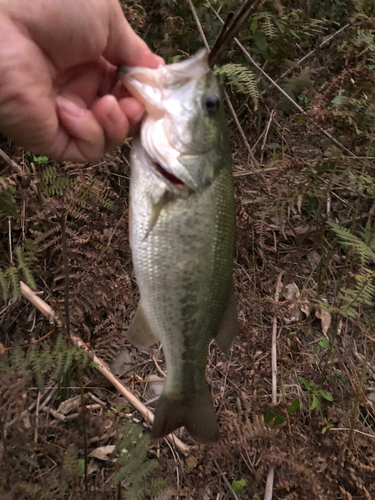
[265,271,284,500]
[330,427,375,439]
[0,148,22,174]
[19,281,190,456]
[267,23,350,90]
[214,459,239,500]
[207,5,356,158]
[224,90,260,166]
[186,0,209,51]
[20,281,57,324]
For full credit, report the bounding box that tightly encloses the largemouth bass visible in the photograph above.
[121,50,237,443]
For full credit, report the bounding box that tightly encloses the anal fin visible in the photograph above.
[127,303,159,349]
[215,288,238,355]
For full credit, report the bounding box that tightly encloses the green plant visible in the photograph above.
[321,417,334,434]
[319,336,330,350]
[265,397,300,428]
[232,478,246,495]
[215,63,259,105]
[0,241,37,302]
[0,333,89,392]
[32,155,50,165]
[112,422,164,500]
[298,377,333,411]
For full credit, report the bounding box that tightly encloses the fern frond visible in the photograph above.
[6,267,21,302]
[353,29,375,56]
[260,13,277,38]
[10,343,27,372]
[216,64,259,105]
[328,222,375,264]
[0,269,8,301]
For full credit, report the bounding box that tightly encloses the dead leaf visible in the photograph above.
[285,283,300,300]
[315,307,331,335]
[58,395,81,415]
[88,445,116,461]
[109,349,133,377]
[146,375,165,399]
[185,456,198,469]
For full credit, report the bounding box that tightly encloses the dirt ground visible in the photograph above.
[1,1,375,499]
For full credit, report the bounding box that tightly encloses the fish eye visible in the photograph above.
[202,94,220,115]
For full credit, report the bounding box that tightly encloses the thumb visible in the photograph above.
[105,5,163,69]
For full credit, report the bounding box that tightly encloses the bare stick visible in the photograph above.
[0,148,22,174]
[0,147,41,198]
[20,282,57,324]
[261,110,275,151]
[271,272,283,404]
[214,459,239,500]
[224,90,260,166]
[266,23,350,91]
[19,281,190,456]
[186,0,210,51]
[207,6,356,158]
[264,271,284,500]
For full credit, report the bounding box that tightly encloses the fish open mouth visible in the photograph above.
[153,162,185,186]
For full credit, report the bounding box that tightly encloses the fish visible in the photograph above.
[120,49,237,443]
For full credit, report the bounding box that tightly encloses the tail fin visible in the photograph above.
[151,389,219,443]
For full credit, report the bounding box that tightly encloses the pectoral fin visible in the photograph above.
[144,190,173,239]
[127,303,159,349]
[215,289,238,355]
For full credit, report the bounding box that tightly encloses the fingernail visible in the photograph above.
[57,96,86,117]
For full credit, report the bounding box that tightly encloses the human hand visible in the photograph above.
[0,0,163,162]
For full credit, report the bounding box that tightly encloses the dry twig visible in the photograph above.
[207,4,356,158]
[19,281,190,456]
[265,271,284,500]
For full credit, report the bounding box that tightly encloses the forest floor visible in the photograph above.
[1,1,375,499]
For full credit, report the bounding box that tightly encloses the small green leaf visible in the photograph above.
[318,390,333,402]
[33,155,50,164]
[273,415,286,427]
[319,336,330,349]
[331,94,348,107]
[232,479,246,494]
[89,361,99,369]
[252,494,260,500]
[310,394,319,410]
[264,411,276,424]
[287,398,300,415]
[298,376,311,390]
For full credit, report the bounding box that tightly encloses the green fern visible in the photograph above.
[0,179,18,217]
[0,241,38,302]
[113,422,164,499]
[328,221,375,318]
[328,222,375,265]
[41,166,72,197]
[259,13,278,38]
[0,334,88,392]
[353,29,375,56]
[216,63,259,105]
